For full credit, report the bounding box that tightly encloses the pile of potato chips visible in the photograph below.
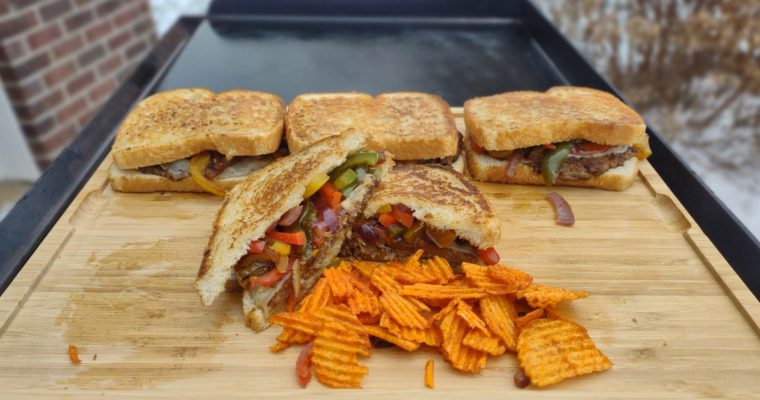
[268,250,612,389]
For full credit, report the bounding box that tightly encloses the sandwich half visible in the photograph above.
[464,87,652,191]
[286,92,464,172]
[195,129,394,332]
[109,88,287,194]
[340,164,501,273]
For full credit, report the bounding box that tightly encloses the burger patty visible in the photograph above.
[523,146,640,181]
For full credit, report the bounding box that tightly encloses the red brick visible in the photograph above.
[132,16,153,36]
[107,30,130,50]
[125,40,147,60]
[85,20,112,43]
[29,123,78,156]
[28,24,64,51]
[66,70,94,95]
[64,9,93,32]
[74,0,97,5]
[21,116,55,139]
[0,52,50,81]
[43,60,76,87]
[96,0,121,17]
[0,39,25,62]
[97,53,121,76]
[138,1,148,13]
[77,44,105,67]
[116,64,136,83]
[113,6,139,28]
[0,11,38,40]
[5,79,43,102]
[8,0,46,10]
[40,0,72,22]
[14,89,64,120]
[52,35,84,59]
[56,95,87,123]
[88,77,115,102]
[78,106,96,126]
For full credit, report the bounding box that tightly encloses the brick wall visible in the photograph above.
[0,0,157,170]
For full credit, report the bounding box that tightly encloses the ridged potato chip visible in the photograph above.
[279,279,333,344]
[439,310,487,372]
[405,295,431,312]
[516,284,589,309]
[462,328,506,356]
[370,266,403,294]
[268,311,322,337]
[346,273,381,316]
[380,313,442,346]
[479,295,518,351]
[269,342,291,352]
[462,263,521,295]
[324,267,355,299]
[401,283,486,300]
[488,264,533,291]
[424,256,455,284]
[425,359,434,388]
[545,308,585,331]
[312,321,369,389]
[315,305,371,357]
[380,291,429,329]
[428,298,462,324]
[517,319,612,387]
[363,324,420,352]
[352,260,381,278]
[455,301,490,335]
[514,308,545,329]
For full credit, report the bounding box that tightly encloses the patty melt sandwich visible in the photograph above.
[195,130,394,332]
[286,92,464,172]
[109,88,287,195]
[340,164,501,272]
[464,87,652,191]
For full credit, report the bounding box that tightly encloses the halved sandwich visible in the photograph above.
[286,92,464,172]
[109,88,287,195]
[464,87,652,191]
[340,164,501,272]
[195,130,394,332]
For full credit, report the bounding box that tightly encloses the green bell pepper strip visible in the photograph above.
[330,153,380,179]
[386,223,408,237]
[540,142,573,187]
[333,169,358,190]
[402,220,425,245]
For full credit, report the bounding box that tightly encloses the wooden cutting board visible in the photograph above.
[1,109,759,399]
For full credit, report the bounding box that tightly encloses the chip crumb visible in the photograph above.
[425,359,434,388]
[68,345,81,363]
[663,343,667,346]
[632,318,637,323]
[93,354,97,360]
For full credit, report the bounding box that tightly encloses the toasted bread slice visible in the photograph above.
[108,163,250,193]
[464,87,647,150]
[112,89,285,169]
[361,164,500,249]
[286,92,458,160]
[465,145,638,192]
[195,129,394,308]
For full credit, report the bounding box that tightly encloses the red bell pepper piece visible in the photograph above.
[248,240,266,254]
[393,204,415,228]
[378,212,398,228]
[286,292,298,312]
[312,222,329,247]
[319,182,342,208]
[478,247,500,265]
[249,263,293,290]
[542,143,557,150]
[470,139,485,154]
[296,342,313,388]
[266,230,306,245]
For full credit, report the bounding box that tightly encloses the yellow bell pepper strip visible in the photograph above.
[303,172,329,199]
[633,137,652,159]
[189,151,227,197]
[269,240,291,255]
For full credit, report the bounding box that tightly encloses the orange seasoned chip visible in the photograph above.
[314,305,371,357]
[352,260,381,278]
[357,313,382,325]
[425,359,434,388]
[405,295,431,312]
[428,297,461,324]
[323,267,355,299]
[346,274,381,316]
[462,263,520,295]
[479,295,518,351]
[380,313,442,346]
[424,256,455,284]
[455,301,489,335]
[488,264,533,291]
[517,319,612,387]
[363,325,420,352]
[269,311,323,337]
[269,342,291,352]
[339,261,353,272]
[371,266,403,293]
[462,328,506,356]
[514,308,545,329]
[401,283,486,300]
[439,310,487,372]
[544,308,585,331]
[300,278,333,312]
[312,321,369,388]
[379,291,429,329]
[516,284,589,309]
[405,249,424,269]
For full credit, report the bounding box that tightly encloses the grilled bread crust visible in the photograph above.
[362,164,500,249]
[112,89,285,169]
[464,87,647,151]
[195,130,386,307]
[108,163,249,193]
[286,92,458,160]
[465,145,638,192]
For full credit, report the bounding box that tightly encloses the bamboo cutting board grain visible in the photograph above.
[1,109,759,399]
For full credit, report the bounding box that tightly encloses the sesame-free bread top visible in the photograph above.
[362,164,500,249]
[195,130,369,306]
[464,87,647,151]
[286,92,458,160]
[112,89,285,169]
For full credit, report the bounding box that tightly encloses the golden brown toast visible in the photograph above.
[464,87,647,150]
[112,89,285,169]
[362,164,500,249]
[286,92,458,160]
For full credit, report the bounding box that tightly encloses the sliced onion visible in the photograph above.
[357,223,382,245]
[311,194,328,211]
[279,205,303,226]
[546,192,575,226]
[266,221,278,233]
[277,254,289,273]
[505,148,528,180]
[320,208,339,233]
[291,257,301,297]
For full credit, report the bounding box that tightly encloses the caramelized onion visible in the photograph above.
[546,192,575,226]
[505,148,528,180]
[279,205,303,226]
[426,226,457,248]
[357,223,382,245]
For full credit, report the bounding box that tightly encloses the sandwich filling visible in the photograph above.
[233,151,387,298]
[394,131,463,167]
[340,203,500,270]
[470,139,651,186]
